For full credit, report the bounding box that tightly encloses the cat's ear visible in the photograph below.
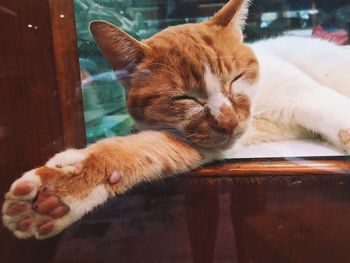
[206,0,249,40]
[90,21,147,85]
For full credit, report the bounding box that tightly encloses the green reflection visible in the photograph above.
[75,0,137,144]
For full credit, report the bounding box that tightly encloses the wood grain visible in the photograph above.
[192,156,350,177]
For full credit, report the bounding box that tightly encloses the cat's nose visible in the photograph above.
[216,106,238,135]
[206,105,238,135]
[217,119,237,135]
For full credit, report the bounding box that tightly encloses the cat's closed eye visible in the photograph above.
[173,95,204,105]
[231,73,243,85]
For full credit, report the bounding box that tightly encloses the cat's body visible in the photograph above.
[233,36,350,152]
[3,0,350,239]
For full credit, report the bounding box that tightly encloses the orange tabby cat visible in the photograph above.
[3,0,350,239]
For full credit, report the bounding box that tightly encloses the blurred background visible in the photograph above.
[74,0,350,144]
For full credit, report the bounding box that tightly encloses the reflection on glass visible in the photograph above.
[74,0,349,144]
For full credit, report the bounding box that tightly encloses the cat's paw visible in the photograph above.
[2,150,111,239]
[2,170,71,239]
[339,129,350,154]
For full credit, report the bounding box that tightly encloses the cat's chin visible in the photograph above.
[194,137,235,151]
[194,131,246,152]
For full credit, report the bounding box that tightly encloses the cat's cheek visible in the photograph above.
[229,92,251,126]
[231,80,257,102]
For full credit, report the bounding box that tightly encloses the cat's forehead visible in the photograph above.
[140,24,241,84]
[143,23,235,53]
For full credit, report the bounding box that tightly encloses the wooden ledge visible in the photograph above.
[191,156,350,177]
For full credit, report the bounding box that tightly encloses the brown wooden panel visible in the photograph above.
[186,179,219,263]
[2,176,350,263]
[0,0,65,195]
[0,0,86,196]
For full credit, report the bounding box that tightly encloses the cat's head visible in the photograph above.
[90,0,259,150]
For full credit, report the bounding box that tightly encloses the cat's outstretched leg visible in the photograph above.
[291,87,350,154]
[2,131,203,239]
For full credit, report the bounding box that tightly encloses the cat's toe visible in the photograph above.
[2,203,34,238]
[37,220,55,235]
[5,170,41,201]
[339,129,350,154]
[5,202,30,216]
[2,170,39,235]
[12,182,34,196]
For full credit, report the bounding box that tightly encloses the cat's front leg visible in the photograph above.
[2,131,204,239]
[291,87,350,154]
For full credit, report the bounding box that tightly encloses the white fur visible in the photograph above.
[204,64,231,119]
[233,36,350,153]
[232,78,257,101]
[233,0,251,31]
[46,149,88,173]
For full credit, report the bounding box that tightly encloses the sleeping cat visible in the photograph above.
[3,0,350,239]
